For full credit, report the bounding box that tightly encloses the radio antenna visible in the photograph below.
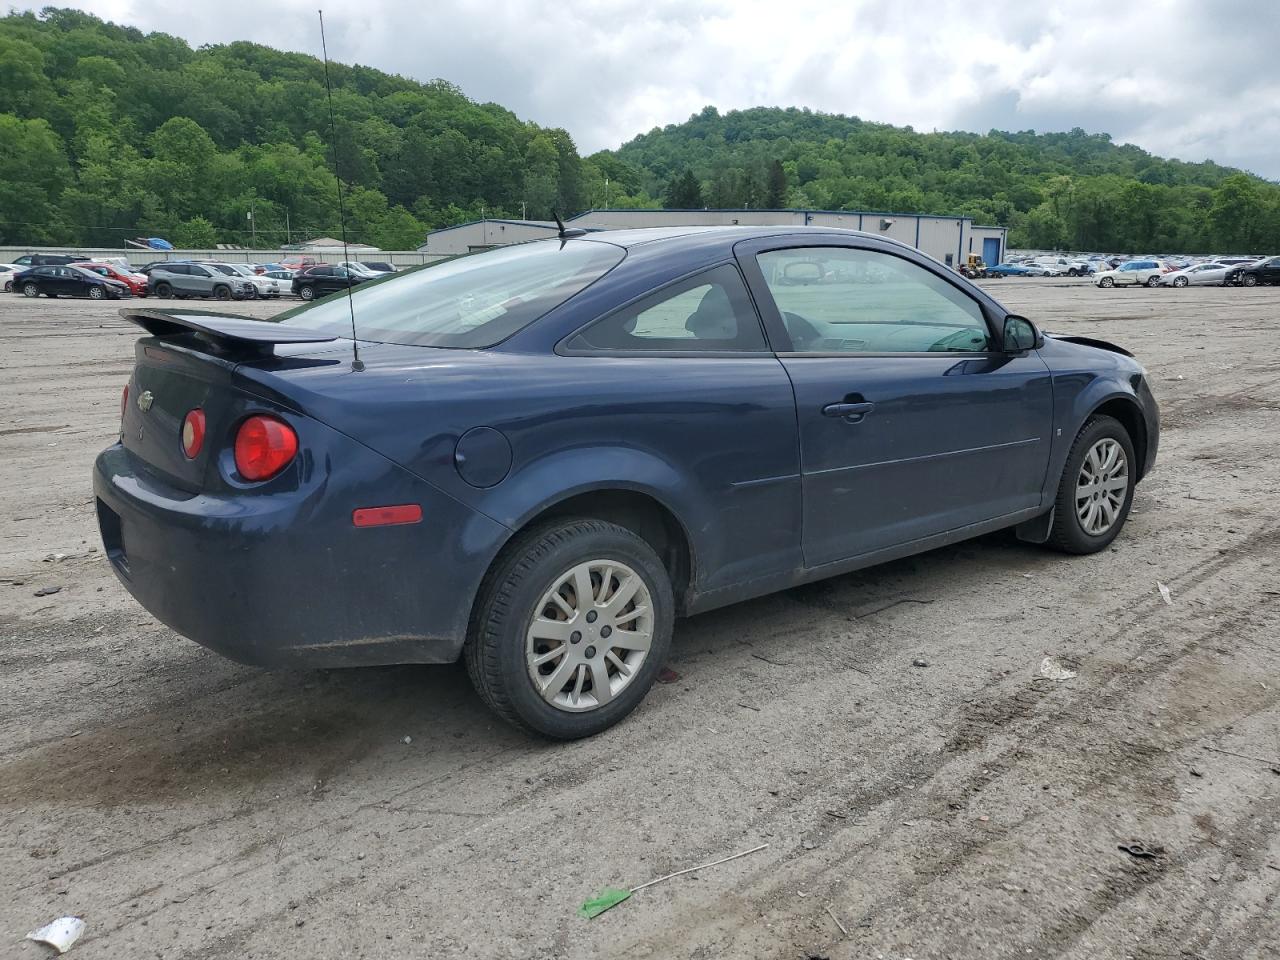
[318,9,363,371]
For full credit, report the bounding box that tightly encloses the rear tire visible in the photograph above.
[154,281,173,298]
[1046,415,1136,555]
[22,282,39,297]
[1145,275,1161,287]
[465,518,674,740]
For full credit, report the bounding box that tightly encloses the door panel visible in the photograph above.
[782,354,1052,565]
[737,238,1055,568]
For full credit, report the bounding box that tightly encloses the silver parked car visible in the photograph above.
[148,262,254,300]
[1158,262,1232,287]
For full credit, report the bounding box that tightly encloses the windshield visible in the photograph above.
[276,240,625,348]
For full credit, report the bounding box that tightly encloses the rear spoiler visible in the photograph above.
[120,308,337,353]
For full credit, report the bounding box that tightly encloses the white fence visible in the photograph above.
[0,246,448,269]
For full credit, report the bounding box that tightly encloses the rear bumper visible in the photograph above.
[93,436,510,668]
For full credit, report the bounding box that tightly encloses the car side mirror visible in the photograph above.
[1002,314,1042,352]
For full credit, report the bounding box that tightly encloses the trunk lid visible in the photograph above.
[118,308,338,492]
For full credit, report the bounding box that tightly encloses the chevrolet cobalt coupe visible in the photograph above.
[95,227,1159,739]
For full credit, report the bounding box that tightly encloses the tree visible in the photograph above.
[173,215,217,248]
[764,159,787,208]
[664,170,703,209]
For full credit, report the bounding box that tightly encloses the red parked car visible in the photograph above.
[82,262,148,297]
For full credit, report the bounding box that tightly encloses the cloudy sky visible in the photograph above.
[13,0,1280,178]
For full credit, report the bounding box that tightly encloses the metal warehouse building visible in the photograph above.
[419,208,1007,268]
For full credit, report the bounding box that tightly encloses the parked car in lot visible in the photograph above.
[1232,256,1280,287]
[261,269,299,294]
[0,263,22,292]
[1093,260,1170,288]
[11,253,91,267]
[1158,262,1232,287]
[96,226,1160,738]
[81,262,149,297]
[13,264,131,299]
[292,264,373,300]
[988,262,1035,277]
[361,261,398,274]
[198,262,283,299]
[148,262,254,300]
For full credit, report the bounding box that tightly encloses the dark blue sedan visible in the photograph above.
[987,262,1034,277]
[94,226,1159,738]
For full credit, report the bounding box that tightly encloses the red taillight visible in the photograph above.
[352,505,423,528]
[181,409,206,459]
[121,384,129,422]
[234,415,298,481]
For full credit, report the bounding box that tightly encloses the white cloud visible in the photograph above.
[11,0,1280,177]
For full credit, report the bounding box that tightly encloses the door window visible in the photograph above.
[566,264,767,353]
[756,247,991,353]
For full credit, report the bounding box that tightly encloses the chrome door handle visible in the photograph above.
[822,401,875,421]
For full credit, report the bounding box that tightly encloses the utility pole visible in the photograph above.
[285,209,291,245]
[247,202,256,246]
[604,177,610,208]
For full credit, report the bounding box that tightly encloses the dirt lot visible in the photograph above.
[2,280,1278,960]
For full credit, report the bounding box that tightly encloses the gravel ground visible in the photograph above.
[1,281,1278,960]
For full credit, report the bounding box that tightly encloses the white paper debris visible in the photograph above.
[1157,581,1173,605]
[1039,656,1077,682]
[26,916,85,954]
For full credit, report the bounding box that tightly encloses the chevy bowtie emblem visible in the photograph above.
[136,390,154,412]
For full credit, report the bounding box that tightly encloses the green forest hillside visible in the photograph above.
[0,7,605,247]
[2,8,1278,252]
[608,106,1280,253]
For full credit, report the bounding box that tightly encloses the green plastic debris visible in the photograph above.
[578,888,632,919]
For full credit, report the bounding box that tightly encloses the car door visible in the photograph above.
[737,238,1054,568]
[1263,257,1280,284]
[185,264,215,296]
[49,266,80,296]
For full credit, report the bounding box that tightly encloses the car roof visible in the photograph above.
[577,224,908,250]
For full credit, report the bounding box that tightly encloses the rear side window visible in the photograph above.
[565,264,766,353]
[278,239,625,349]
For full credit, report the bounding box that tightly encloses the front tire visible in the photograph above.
[88,286,105,300]
[154,281,173,298]
[298,284,316,301]
[1098,276,1114,288]
[1242,274,1258,287]
[213,284,232,301]
[1046,415,1136,554]
[1173,276,1188,287]
[465,519,674,739]
[22,282,39,297]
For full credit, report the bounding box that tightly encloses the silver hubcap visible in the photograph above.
[526,559,654,713]
[1076,438,1129,535]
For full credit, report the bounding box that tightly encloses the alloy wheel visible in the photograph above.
[89,286,104,300]
[1075,438,1129,536]
[525,559,654,713]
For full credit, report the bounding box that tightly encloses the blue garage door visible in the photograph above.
[983,237,1001,266]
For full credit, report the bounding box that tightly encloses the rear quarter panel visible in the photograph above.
[241,348,803,602]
